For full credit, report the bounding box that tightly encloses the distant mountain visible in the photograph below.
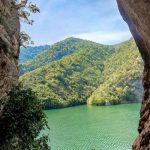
[20,37,110,75]
[19,45,49,63]
[88,39,143,105]
[20,38,116,109]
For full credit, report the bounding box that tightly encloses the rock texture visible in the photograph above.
[131,79,144,103]
[117,0,150,149]
[0,0,20,100]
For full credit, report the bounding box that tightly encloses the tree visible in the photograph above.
[15,0,40,46]
[0,86,50,150]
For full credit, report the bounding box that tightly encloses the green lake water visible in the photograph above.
[45,104,141,150]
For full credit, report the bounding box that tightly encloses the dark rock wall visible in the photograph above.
[117,0,150,149]
[0,0,20,99]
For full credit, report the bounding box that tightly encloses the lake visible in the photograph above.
[45,104,141,150]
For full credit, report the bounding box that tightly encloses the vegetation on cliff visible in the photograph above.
[0,0,51,149]
[0,86,50,149]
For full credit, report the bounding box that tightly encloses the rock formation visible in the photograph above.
[117,0,150,149]
[0,0,20,100]
[1,0,150,149]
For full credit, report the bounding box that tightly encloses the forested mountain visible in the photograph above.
[88,39,143,105]
[20,38,143,109]
[20,37,110,74]
[19,45,49,63]
[20,38,116,108]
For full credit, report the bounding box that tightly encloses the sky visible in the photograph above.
[22,0,132,46]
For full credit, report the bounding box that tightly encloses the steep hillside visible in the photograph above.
[20,38,109,74]
[19,45,49,63]
[20,39,115,109]
[88,39,143,105]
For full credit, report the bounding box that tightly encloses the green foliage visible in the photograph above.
[0,86,50,150]
[20,38,143,108]
[88,39,143,105]
[20,37,115,75]
[20,38,115,109]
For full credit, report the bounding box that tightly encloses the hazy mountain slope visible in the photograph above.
[20,39,115,109]
[20,37,109,75]
[88,39,143,105]
[19,45,49,63]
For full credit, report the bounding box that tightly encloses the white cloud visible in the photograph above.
[72,30,132,45]
[23,0,132,46]
[34,30,132,46]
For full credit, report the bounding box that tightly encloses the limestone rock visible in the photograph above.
[117,0,150,149]
[0,0,20,99]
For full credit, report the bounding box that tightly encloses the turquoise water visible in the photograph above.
[45,104,141,150]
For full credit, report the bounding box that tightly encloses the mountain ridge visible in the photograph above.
[20,38,116,108]
[20,45,49,63]
[20,37,115,75]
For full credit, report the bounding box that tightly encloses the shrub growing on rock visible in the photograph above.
[0,86,50,150]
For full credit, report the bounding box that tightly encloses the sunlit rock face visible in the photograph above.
[117,0,150,149]
[0,0,20,99]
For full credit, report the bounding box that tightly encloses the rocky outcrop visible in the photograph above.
[117,0,150,149]
[0,0,20,99]
[131,79,144,103]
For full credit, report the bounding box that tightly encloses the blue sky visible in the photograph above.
[22,0,132,45]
